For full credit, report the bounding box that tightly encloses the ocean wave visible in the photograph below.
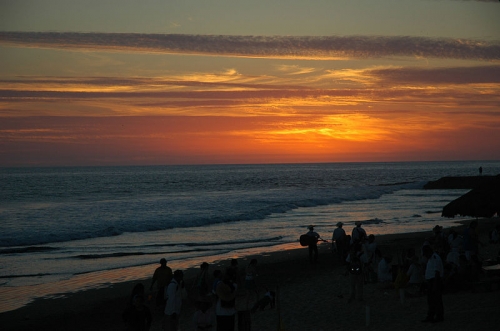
[378,181,418,187]
[0,273,52,278]
[180,236,283,247]
[0,246,58,254]
[96,226,122,237]
[74,248,217,260]
[0,185,398,247]
[76,252,147,259]
[69,237,284,260]
[0,168,442,248]
[361,218,385,224]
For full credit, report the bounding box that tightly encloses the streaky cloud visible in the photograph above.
[0,32,499,60]
[0,76,311,91]
[369,65,500,84]
[1,87,498,104]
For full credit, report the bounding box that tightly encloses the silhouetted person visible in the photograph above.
[351,221,367,245]
[422,245,444,323]
[193,262,210,299]
[464,220,483,261]
[332,222,347,263]
[193,299,215,331]
[150,258,173,308]
[245,258,259,308]
[377,254,393,284]
[123,294,152,331]
[479,166,483,175]
[227,259,241,286]
[307,225,320,263]
[129,283,145,307]
[163,270,184,331]
[215,268,238,331]
[346,243,364,302]
[212,269,223,295]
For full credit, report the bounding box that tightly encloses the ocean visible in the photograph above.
[1,161,499,312]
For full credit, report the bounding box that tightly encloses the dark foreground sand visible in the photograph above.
[1,218,499,331]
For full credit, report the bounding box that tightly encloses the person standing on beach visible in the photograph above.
[463,220,483,261]
[123,294,153,331]
[212,269,223,296]
[163,270,184,331]
[193,262,210,299]
[244,259,259,308]
[193,298,216,331]
[430,225,447,257]
[150,258,173,308]
[422,246,444,323]
[332,222,347,263]
[363,234,377,282]
[215,268,238,331]
[128,283,145,307]
[377,255,393,284]
[351,221,367,245]
[307,225,320,263]
[227,259,241,286]
[490,225,500,244]
[406,256,424,292]
[346,243,365,303]
[446,230,462,266]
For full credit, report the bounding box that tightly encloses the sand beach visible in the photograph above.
[1,217,499,331]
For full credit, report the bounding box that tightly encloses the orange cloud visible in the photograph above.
[1,60,499,165]
[1,109,499,166]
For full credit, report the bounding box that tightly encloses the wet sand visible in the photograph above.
[1,218,499,331]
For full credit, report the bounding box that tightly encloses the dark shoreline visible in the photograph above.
[2,217,499,331]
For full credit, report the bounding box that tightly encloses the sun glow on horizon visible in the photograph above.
[0,1,499,166]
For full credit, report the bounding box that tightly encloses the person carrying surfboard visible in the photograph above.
[306,225,321,264]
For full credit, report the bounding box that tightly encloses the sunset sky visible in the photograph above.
[1,0,499,166]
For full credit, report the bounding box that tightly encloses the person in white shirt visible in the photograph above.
[422,246,444,323]
[406,256,423,286]
[377,255,393,283]
[215,268,238,331]
[446,230,462,266]
[193,299,216,331]
[163,270,184,331]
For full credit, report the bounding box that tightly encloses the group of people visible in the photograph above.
[400,220,497,323]
[309,219,496,324]
[123,257,263,331]
[303,222,376,303]
[305,221,371,264]
[123,219,496,330]
[123,258,185,331]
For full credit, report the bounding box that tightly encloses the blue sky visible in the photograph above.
[1,1,498,39]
